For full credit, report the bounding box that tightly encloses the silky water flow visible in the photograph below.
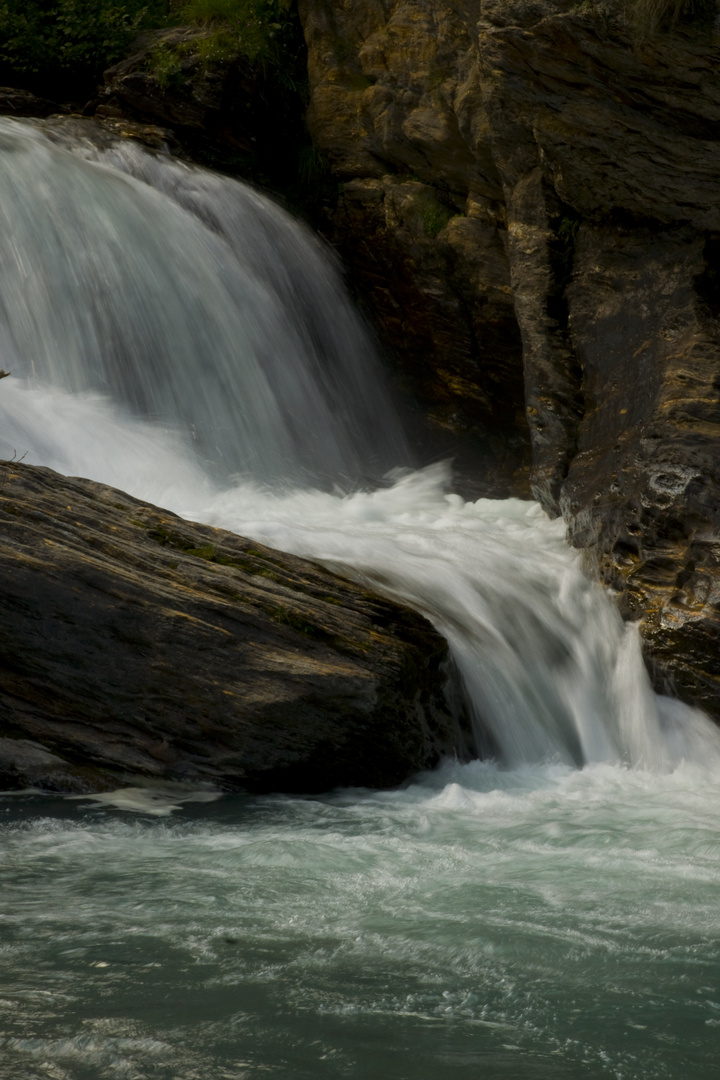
[1,117,719,1080]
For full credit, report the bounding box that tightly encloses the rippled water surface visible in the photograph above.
[2,761,720,1080]
[2,119,720,1080]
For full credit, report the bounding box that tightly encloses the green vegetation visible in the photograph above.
[557,215,580,250]
[551,211,582,298]
[179,0,296,69]
[184,543,217,560]
[147,39,184,87]
[0,1,168,84]
[420,195,454,239]
[0,0,300,94]
[297,145,329,186]
[144,526,286,581]
[263,603,330,640]
[143,0,301,85]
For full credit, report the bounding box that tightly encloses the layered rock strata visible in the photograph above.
[299,0,720,716]
[0,461,465,793]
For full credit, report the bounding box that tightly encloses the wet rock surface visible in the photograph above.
[2,3,720,720]
[0,461,465,794]
[0,86,68,118]
[299,0,720,716]
[299,0,532,494]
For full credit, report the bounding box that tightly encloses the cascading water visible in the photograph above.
[1,116,720,1080]
[0,117,408,487]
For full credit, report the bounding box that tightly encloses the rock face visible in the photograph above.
[0,86,68,118]
[0,461,466,794]
[300,0,532,494]
[95,24,316,205]
[299,0,720,719]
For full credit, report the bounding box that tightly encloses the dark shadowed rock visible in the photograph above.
[0,461,467,794]
[0,86,68,118]
[96,24,313,201]
[475,3,720,715]
[299,0,720,720]
[298,0,532,495]
[101,28,237,135]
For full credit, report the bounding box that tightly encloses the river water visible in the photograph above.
[2,762,720,1080]
[1,118,720,1079]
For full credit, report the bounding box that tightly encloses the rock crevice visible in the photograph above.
[298,0,720,717]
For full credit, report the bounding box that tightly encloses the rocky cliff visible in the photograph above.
[2,1,720,723]
[0,461,466,793]
[298,0,720,718]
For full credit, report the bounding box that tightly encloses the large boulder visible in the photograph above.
[0,461,466,794]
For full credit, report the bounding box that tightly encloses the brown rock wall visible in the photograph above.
[299,0,530,493]
[300,0,720,717]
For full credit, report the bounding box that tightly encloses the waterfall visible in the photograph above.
[0,117,408,487]
[1,116,719,771]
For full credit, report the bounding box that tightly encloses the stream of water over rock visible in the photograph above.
[1,117,720,1079]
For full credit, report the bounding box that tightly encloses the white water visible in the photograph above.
[0,117,407,487]
[0,114,718,768]
[2,116,720,1080]
[2,373,718,769]
[2,761,720,1080]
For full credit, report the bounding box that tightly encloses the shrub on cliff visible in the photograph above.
[0,0,299,102]
[177,0,299,75]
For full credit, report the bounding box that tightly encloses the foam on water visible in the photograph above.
[2,114,720,1080]
[1,759,720,1079]
[3,373,720,770]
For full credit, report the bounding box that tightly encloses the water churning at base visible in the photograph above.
[1,116,718,770]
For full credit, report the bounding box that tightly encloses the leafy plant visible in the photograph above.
[297,145,327,186]
[0,1,168,78]
[180,0,296,68]
[552,212,582,295]
[557,215,580,248]
[147,39,184,86]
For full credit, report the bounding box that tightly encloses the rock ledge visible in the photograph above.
[0,461,466,794]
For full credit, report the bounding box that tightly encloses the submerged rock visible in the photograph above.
[0,461,466,794]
